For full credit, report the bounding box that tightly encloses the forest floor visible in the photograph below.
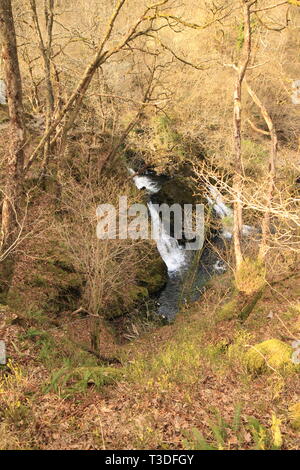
[0,265,299,450]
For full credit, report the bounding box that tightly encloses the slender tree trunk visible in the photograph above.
[0,0,26,296]
[232,1,252,270]
[245,81,278,261]
[42,0,55,186]
[29,0,55,186]
[233,73,244,270]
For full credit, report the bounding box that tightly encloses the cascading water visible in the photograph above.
[129,166,222,321]
[129,167,261,321]
[206,185,260,239]
[129,167,191,275]
[147,201,188,274]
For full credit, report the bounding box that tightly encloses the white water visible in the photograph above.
[207,185,259,239]
[213,260,227,273]
[128,168,161,194]
[129,169,228,320]
[207,185,233,219]
[148,201,187,273]
[129,168,188,273]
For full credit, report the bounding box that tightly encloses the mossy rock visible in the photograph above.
[104,250,167,318]
[138,256,167,294]
[105,284,150,319]
[288,402,300,431]
[244,339,298,375]
[127,285,149,301]
[235,258,266,295]
[151,177,199,207]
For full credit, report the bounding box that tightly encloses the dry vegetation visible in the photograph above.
[0,0,299,450]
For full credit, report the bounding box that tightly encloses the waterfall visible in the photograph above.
[147,201,188,274]
[128,167,259,321]
[128,168,161,194]
[129,168,190,275]
[129,167,203,321]
[207,185,259,239]
[207,185,233,219]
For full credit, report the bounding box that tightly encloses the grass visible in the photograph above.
[125,339,204,390]
[1,272,299,449]
[183,406,283,450]
[45,366,123,397]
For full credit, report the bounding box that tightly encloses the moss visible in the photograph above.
[153,115,181,149]
[29,275,49,288]
[127,285,149,301]
[217,298,238,320]
[244,339,298,375]
[288,403,300,430]
[242,139,268,176]
[6,288,24,312]
[235,258,266,295]
[239,288,264,322]
[106,284,151,319]
[7,251,82,316]
[138,256,167,294]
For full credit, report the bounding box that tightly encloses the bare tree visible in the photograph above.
[29,0,55,183]
[245,80,278,261]
[0,0,26,296]
[231,0,254,270]
[24,0,172,173]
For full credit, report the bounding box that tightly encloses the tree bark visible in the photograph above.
[0,0,26,297]
[245,81,278,261]
[29,0,55,187]
[232,1,253,270]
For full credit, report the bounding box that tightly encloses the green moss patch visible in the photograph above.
[289,403,300,431]
[244,339,298,375]
[235,258,266,295]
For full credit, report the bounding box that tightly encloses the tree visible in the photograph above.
[245,80,278,261]
[231,0,253,270]
[24,0,172,173]
[0,0,26,297]
[29,0,55,185]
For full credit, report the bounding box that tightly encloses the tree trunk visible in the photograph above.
[232,1,252,270]
[0,0,26,297]
[245,81,278,261]
[29,0,55,187]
